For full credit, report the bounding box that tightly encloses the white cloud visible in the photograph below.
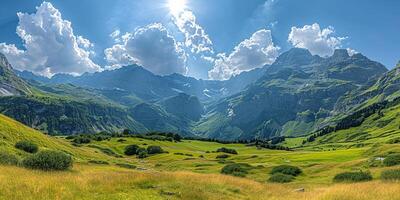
[346,48,358,56]
[109,29,121,43]
[104,23,187,75]
[263,0,278,11]
[0,2,101,77]
[208,29,280,80]
[104,44,133,70]
[172,10,213,54]
[288,23,346,57]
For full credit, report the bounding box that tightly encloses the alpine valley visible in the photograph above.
[2,1,400,200]
[6,48,389,141]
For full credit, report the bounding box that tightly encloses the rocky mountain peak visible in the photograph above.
[331,49,350,60]
[273,48,314,66]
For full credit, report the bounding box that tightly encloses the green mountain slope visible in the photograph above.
[0,95,147,135]
[159,93,204,121]
[195,48,388,140]
[304,62,400,146]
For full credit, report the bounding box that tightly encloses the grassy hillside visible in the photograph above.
[0,114,138,163]
[305,103,400,149]
[1,114,400,199]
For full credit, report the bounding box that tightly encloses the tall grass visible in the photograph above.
[0,164,399,200]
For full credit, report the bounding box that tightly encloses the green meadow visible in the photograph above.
[1,114,400,199]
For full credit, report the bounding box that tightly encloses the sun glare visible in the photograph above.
[168,0,187,15]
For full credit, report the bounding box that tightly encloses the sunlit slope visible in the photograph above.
[309,100,400,148]
[0,114,127,162]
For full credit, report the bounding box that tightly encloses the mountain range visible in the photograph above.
[2,48,398,141]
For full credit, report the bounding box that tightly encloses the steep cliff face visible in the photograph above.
[0,53,31,96]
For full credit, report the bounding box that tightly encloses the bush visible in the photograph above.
[383,154,400,166]
[65,135,75,140]
[122,129,132,135]
[147,146,163,154]
[0,152,20,166]
[88,145,122,158]
[117,139,127,143]
[268,173,294,183]
[116,163,137,169]
[72,137,91,144]
[333,171,372,183]
[270,165,302,176]
[381,169,400,181]
[216,154,230,159]
[221,163,252,177]
[137,148,148,159]
[124,145,139,156]
[22,150,73,171]
[88,160,109,165]
[15,141,38,153]
[173,134,182,142]
[216,147,238,155]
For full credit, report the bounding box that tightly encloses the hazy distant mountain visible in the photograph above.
[16,64,267,103]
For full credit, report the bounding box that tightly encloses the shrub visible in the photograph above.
[216,147,238,155]
[22,150,73,171]
[268,173,295,183]
[173,134,182,142]
[116,163,137,169]
[147,146,163,154]
[221,163,252,177]
[65,135,75,140]
[124,145,139,156]
[15,141,38,153]
[88,145,122,158]
[216,154,230,159]
[88,160,109,165]
[270,165,302,176]
[383,154,400,166]
[0,152,20,166]
[137,148,148,159]
[72,137,91,144]
[381,169,400,181]
[117,139,127,143]
[333,171,373,183]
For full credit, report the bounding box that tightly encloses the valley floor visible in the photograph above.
[0,164,399,200]
[1,114,400,199]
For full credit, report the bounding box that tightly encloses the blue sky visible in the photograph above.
[0,0,399,79]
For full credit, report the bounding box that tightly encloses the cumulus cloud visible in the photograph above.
[288,23,346,57]
[172,10,213,55]
[208,29,279,80]
[0,2,101,77]
[346,48,358,56]
[104,44,133,70]
[104,23,187,75]
[109,29,121,43]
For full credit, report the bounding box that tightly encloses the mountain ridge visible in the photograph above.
[194,48,388,140]
[1,48,395,141]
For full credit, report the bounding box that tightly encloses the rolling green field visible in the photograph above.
[1,114,400,199]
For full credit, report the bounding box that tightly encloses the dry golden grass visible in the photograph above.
[0,164,400,200]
